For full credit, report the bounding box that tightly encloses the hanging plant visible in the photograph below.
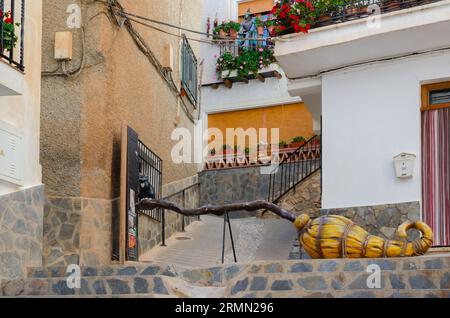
[1,10,20,53]
[270,0,316,35]
[216,47,276,81]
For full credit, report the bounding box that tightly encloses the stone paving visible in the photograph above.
[140,215,297,268]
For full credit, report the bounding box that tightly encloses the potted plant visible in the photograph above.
[314,0,343,25]
[228,21,241,40]
[271,0,316,35]
[290,136,306,148]
[382,0,401,13]
[254,17,265,35]
[279,140,288,148]
[214,21,230,39]
[266,19,276,34]
[1,10,20,53]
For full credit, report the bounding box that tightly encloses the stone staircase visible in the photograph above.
[1,254,449,298]
[224,254,450,298]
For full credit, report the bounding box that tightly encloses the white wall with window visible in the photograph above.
[321,51,450,210]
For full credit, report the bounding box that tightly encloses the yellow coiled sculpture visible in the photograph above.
[294,214,434,259]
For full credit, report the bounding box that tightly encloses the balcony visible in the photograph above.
[274,0,450,86]
[0,0,25,72]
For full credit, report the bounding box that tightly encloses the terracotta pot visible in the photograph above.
[257,26,265,35]
[219,29,227,39]
[384,0,401,12]
[345,7,359,16]
[290,141,306,149]
[229,29,238,40]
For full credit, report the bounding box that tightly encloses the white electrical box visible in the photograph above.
[54,31,73,60]
[0,121,24,186]
[394,153,416,179]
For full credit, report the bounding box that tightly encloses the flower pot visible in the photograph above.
[257,26,265,36]
[345,7,359,17]
[229,29,238,40]
[316,14,331,26]
[219,29,227,39]
[384,0,401,12]
[290,141,306,149]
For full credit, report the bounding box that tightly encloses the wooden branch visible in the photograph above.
[137,199,297,222]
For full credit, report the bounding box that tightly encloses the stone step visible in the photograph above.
[1,274,226,298]
[235,289,450,298]
[26,264,180,279]
[226,269,450,297]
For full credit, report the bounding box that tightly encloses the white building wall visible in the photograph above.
[0,1,43,195]
[201,0,238,85]
[322,51,450,210]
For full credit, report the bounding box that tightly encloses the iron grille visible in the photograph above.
[0,0,25,71]
[138,139,163,222]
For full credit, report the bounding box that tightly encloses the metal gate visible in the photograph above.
[113,122,162,263]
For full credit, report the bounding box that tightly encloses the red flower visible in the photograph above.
[4,17,12,24]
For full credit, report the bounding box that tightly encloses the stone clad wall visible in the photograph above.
[199,167,270,217]
[43,176,201,266]
[321,201,421,240]
[43,196,118,267]
[138,176,200,256]
[0,185,44,278]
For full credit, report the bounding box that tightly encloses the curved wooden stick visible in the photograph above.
[137,199,297,222]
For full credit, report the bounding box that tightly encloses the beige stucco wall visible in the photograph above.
[41,0,202,199]
[0,0,43,195]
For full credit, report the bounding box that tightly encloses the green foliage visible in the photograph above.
[279,140,288,148]
[1,12,20,52]
[217,47,276,81]
[292,136,306,143]
[254,17,264,27]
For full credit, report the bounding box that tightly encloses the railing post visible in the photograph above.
[1,0,4,53]
[161,209,166,247]
[19,0,24,71]
[181,189,186,232]
[9,0,14,64]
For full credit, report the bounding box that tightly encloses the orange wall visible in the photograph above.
[238,0,274,16]
[208,103,313,148]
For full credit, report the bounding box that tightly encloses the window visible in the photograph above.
[429,89,450,105]
[421,81,450,111]
[181,35,198,106]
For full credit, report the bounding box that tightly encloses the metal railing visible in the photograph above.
[159,182,201,247]
[0,0,25,71]
[311,0,442,29]
[268,135,322,204]
[137,139,163,222]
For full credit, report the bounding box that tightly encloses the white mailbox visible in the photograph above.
[394,153,416,179]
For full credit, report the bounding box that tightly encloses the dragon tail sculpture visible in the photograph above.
[294,214,434,259]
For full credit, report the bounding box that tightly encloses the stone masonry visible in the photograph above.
[0,185,45,278]
[1,254,449,297]
[43,196,118,267]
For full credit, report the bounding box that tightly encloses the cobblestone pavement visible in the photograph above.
[140,215,297,268]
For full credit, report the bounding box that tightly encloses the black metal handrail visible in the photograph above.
[311,0,442,30]
[0,0,25,71]
[268,135,321,204]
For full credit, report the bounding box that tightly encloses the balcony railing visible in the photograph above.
[311,0,442,30]
[0,0,25,71]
